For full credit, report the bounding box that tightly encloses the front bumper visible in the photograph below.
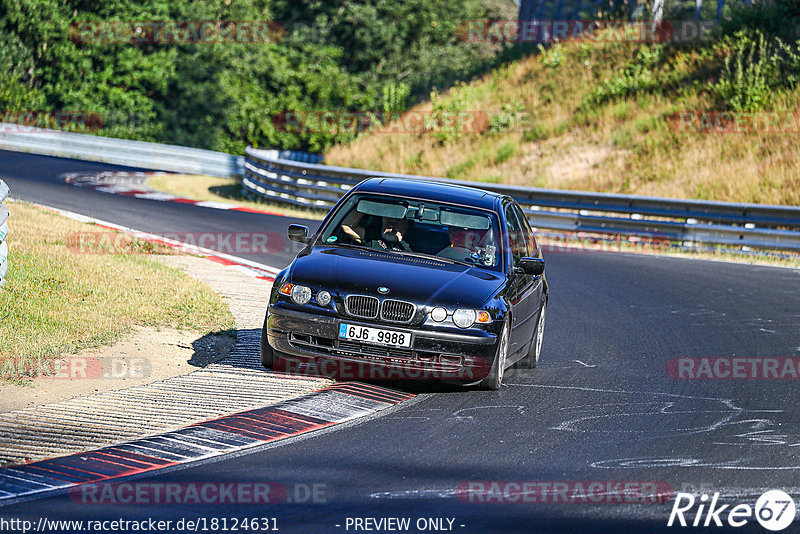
[266,305,498,383]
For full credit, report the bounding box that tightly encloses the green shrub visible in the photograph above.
[713,30,800,112]
[489,102,526,133]
[405,150,425,170]
[429,86,468,145]
[539,43,563,69]
[635,115,659,134]
[612,101,632,120]
[611,125,634,148]
[446,158,475,179]
[494,142,515,164]
[582,45,667,109]
[382,83,411,113]
[523,122,549,142]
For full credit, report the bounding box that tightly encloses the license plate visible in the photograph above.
[338,323,412,348]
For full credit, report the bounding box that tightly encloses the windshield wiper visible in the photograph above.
[320,241,374,252]
[390,250,473,268]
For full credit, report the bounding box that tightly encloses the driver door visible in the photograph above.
[505,204,538,357]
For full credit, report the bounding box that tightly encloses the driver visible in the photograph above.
[369,216,412,252]
[439,227,487,263]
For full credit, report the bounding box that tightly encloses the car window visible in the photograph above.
[317,194,503,271]
[513,204,538,256]
[505,204,528,265]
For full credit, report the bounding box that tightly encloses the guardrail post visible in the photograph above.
[0,179,9,286]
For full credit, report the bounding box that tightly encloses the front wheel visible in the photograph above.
[517,299,546,369]
[480,319,510,390]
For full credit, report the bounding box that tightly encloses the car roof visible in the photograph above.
[352,177,504,211]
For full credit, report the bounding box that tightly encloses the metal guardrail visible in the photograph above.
[0,180,9,285]
[260,148,324,165]
[243,146,800,251]
[0,124,243,177]
[0,125,796,251]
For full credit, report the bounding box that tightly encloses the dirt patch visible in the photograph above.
[0,327,234,413]
[507,136,620,189]
[542,141,617,188]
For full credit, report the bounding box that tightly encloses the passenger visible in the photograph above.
[340,211,366,244]
[369,217,411,252]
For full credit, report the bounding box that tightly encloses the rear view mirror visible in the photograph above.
[517,257,545,276]
[287,224,310,244]
[356,199,408,219]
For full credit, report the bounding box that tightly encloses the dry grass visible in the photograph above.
[0,202,236,381]
[326,39,800,206]
[147,174,325,220]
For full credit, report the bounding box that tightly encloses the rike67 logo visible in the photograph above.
[668,490,796,531]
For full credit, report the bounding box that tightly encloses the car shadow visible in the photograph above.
[187,329,238,367]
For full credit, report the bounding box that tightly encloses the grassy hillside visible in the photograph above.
[326,13,800,205]
[1,203,235,381]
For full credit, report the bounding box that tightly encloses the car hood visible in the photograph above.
[289,247,505,309]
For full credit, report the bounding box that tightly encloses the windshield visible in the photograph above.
[317,193,503,271]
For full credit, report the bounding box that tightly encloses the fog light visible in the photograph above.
[431,307,447,322]
[317,290,332,306]
[453,308,476,328]
[291,285,312,305]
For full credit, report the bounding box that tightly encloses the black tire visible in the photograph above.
[480,319,510,390]
[517,299,547,369]
[260,312,274,369]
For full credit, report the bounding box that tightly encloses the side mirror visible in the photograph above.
[287,224,311,244]
[517,257,545,276]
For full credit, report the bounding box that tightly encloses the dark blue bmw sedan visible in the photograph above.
[261,178,548,389]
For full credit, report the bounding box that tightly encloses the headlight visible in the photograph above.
[317,290,332,306]
[453,308,477,328]
[290,284,312,305]
[451,309,492,328]
[430,307,447,322]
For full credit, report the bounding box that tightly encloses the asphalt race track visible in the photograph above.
[0,149,311,267]
[2,150,800,532]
